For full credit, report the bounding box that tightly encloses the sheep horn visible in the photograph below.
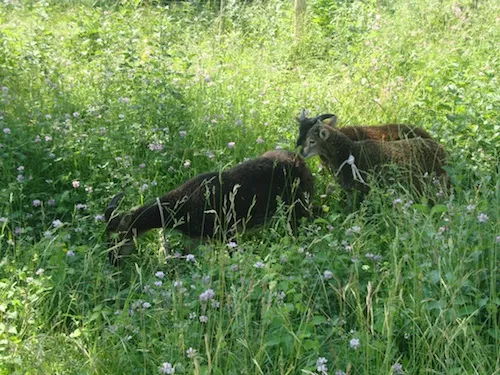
[316,113,336,123]
[104,192,125,222]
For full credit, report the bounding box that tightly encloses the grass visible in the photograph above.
[0,0,498,374]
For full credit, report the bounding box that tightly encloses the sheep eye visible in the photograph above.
[309,139,316,146]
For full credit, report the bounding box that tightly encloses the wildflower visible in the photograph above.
[14,227,21,235]
[173,280,182,288]
[280,255,288,263]
[52,219,63,228]
[45,135,52,142]
[230,264,239,272]
[186,347,197,358]
[335,371,346,375]
[277,291,286,301]
[159,362,175,374]
[477,213,488,223]
[211,300,220,308]
[179,130,187,138]
[148,141,164,151]
[496,235,500,244]
[393,198,402,205]
[72,180,80,188]
[256,136,264,144]
[155,271,165,278]
[316,357,328,374]
[26,277,33,283]
[3,128,11,134]
[66,250,75,257]
[73,112,80,118]
[118,114,125,119]
[349,338,360,350]
[466,204,476,212]
[199,315,208,323]
[141,184,149,192]
[100,127,106,135]
[227,241,237,249]
[48,199,56,205]
[154,281,163,287]
[118,97,130,104]
[94,214,104,221]
[392,363,403,374]
[206,151,215,160]
[139,163,146,168]
[323,270,334,280]
[183,160,191,168]
[227,141,235,149]
[34,135,41,143]
[85,186,93,193]
[75,203,87,210]
[189,312,197,320]
[32,199,42,207]
[204,75,212,83]
[0,217,7,223]
[254,261,265,269]
[327,224,334,231]
[17,166,24,172]
[142,302,151,309]
[186,254,195,262]
[199,289,215,302]
[35,268,45,276]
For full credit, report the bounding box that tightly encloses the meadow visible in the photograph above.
[0,0,498,374]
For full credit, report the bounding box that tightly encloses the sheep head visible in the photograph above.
[105,193,137,265]
[295,111,337,149]
[301,123,334,158]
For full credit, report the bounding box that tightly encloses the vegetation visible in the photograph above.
[0,0,498,374]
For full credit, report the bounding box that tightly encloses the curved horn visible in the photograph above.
[316,113,336,122]
[104,193,125,222]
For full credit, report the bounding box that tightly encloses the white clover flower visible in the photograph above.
[199,315,208,323]
[186,347,197,358]
[316,357,328,374]
[199,289,215,302]
[323,270,334,280]
[159,362,175,374]
[349,338,360,350]
[477,213,488,223]
[52,219,63,228]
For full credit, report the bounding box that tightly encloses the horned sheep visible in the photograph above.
[295,112,432,150]
[105,150,314,265]
[301,123,448,204]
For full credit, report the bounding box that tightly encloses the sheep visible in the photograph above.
[301,122,448,206]
[295,111,432,150]
[105,150,314,264]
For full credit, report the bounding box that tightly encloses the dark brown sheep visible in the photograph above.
[301,123,448,204]
[105,150,314,264]
[295,111,432,150]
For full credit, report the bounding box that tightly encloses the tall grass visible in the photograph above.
[0,0,498,374]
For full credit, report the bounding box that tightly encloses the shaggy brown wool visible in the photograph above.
[302,123,448,200]
[105,150,314,264]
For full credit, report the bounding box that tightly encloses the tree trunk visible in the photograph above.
[294,0,306,39]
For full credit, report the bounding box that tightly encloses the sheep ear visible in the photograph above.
[325,115,338,127]
[319,127,330,141]
[105,193,125,222]
[297,109,308,122]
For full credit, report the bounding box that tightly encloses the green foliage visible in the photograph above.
[0,0,498,374]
